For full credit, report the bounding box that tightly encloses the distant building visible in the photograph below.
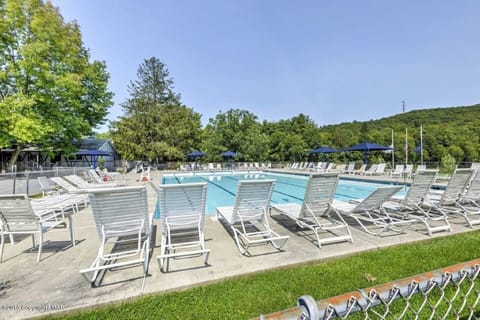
[70,139,120,170]
[0,139,120,172]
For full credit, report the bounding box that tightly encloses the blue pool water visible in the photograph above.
[160,171,406,215]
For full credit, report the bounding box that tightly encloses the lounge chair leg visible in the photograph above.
[37,232,43,262]
[232,229,247,255]
[270,235,289,250]
[80,257,101,285]
[204,249,210,265]
[0,233,4,263]
[314,231,322,248]
[142,256,149,292]
[68,215,75,247]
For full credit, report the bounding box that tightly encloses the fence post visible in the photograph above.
[25,172,29,195]
[297,295,320,320]
[11,165,16,194]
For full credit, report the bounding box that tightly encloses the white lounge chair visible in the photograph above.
[462,168,480,204]
[65,174,118,188]
[373,163,387,175]
[37,176,88,215]
[49,177,90,207]
[416,164,426,172]
[0,194,74,262]
[333,186,415,236]
[324,163,336,172]
[80,186,152,289]
[345,162,356,174]
[403,164,414,179]
[334,163,346,173]
[86,169,105,184]
[426,168,480,227]
[390,165,404,178]
[363,164,378,176]
[216,180,289,255]
[153,182,210,272]
[353,164,366,175]
[270,173,353,248]
[385,170,451,235]
[37,176,59,197]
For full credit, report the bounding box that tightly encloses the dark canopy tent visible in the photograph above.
[186,150,207,158]
[73,149,112,169]
[343,142,391,168]
[220,150,237,158]
[308,146,338,161]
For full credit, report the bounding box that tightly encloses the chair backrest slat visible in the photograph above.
[0,195,39,231]
[404,170,437,204]
[65,175,89,187]
[233,180,275,221]
[466,169,480,197]
[352,186,402,212]
[50,177,77,192]
[441,168,474,204]
[88,186,149,239]
[301,173,338,218]
[158,183,207,232]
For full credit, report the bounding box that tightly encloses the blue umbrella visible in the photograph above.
[343,142,392,167]
[220,150,237,157]
[221,150,238,169]
[186,150,207,170]
[73,149,112,169]
[308,146,337,154]
[186,150,207,158]
[308,146,338,161]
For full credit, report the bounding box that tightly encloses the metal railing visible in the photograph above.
[258,259,480,320]
[0,167,90,196]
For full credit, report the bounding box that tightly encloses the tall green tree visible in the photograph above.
[0,0,113,166]
[202,109,269,161]
[110,57,201,162]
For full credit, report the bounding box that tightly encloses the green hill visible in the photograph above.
[318,104,480,164]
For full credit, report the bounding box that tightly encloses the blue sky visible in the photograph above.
[50,0,480,131]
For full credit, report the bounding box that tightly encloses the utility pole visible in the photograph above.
[402,100,405,113]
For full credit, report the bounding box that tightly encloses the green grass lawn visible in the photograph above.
[46,230,480,320]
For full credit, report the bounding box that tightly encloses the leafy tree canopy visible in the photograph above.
[202,109,269,161]
[0,0,113,164]
[110,57,201,162]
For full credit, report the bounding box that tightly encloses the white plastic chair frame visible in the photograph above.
[80,186,152,289]
[0,194,74,262]
[217,180,289,255]
[154,182,210,272]
[385,170,451,235]
[48,177,90,210]
[334,186,416,236]
[425,168,480,227]
[271,173,353,248]
[64,174,118,188]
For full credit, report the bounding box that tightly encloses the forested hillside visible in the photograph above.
[316,104,480,165]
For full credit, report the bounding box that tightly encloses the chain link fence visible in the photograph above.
[258,259,480,320]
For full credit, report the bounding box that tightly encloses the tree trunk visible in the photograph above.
[8,145,23,172]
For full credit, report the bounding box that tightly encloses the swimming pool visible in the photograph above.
[161,171,406,214]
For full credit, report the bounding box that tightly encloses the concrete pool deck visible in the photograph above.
[0,169,476,319]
